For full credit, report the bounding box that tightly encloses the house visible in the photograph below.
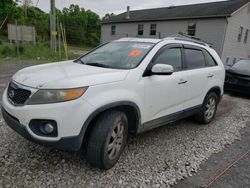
[101,0,250,65]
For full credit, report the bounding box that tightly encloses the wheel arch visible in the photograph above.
[206,86,222,102]
[80,101,141,147]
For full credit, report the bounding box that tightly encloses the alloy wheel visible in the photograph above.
[108,121,124,160]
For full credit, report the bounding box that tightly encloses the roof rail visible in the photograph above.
[165,33,212,47]
[173,37,210,47]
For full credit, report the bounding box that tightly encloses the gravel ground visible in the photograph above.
[0,63,250,187]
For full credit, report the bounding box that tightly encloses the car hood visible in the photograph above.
[226,67,250,77]
[12,61,129,89]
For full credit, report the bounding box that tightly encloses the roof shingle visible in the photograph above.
[102,0,250,24]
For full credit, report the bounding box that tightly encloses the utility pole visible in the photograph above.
[50,0,56,50]
[23,0,31,18]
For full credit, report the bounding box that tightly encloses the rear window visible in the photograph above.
[204,50,217,67]
[79,41,154,69]
[185,49,206,69]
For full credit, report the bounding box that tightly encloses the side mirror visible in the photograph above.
[151,64,174,75]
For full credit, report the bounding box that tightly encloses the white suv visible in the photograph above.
[1,37,225,169]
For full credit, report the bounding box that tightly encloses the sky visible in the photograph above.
[31,0,225,17]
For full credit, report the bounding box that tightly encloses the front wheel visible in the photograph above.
[195,92,218,124]
[86,111,128,169]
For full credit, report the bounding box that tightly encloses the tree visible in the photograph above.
[60,4,101,47]
[23,0,32,18]
[102,13,115,21]
[0,0,23,24]
[24,6,50,41]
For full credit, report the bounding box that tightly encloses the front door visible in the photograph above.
[143,46,188,124]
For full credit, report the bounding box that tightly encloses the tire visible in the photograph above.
[195,92,218,124]
[86,110,128,169]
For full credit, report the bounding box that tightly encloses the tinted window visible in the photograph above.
[150,24,157,36]
[185,49,206,69]
[138,24,144,36]
[111,25,116,35]
[238,26,243,42]
[153,48,182,71]
[204,50,217,66]
[187,23,196,36]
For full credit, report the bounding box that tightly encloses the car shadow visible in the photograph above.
[225,91,250,100]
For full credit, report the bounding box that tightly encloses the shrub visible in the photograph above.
[0,46,15,56]
[18,45,25,54]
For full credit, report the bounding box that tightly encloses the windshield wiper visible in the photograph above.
[85,62,112,68]
[77,59,85,64]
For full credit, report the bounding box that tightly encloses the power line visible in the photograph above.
[36,0,40,7]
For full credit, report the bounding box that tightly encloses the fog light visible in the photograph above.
[44,123,54,134]
[29,119,58,137]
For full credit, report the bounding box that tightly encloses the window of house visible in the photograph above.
[233,58,237,65]
[111,25,116,35]
[150,24,157,36]
[153,48,182,71]
[187,23,196,36]
[185,49,206,69]
[244,29,249,43]
[138,24,144,36]
[238,26,243,42]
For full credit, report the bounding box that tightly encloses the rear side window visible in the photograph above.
[153,48,182,71]
[204,50,217,67]
[185,49,206,69]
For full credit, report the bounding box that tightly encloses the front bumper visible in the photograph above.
[1,88,96,151]
[224,82,250,94]
[1,106,82,151]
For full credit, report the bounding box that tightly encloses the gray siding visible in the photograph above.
[101,18,227,55]
[221,3,250,64]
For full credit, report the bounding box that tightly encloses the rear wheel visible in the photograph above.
[86,111,128,169]
[195,92,218,124]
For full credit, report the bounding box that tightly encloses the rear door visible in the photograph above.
[183,45,216,108]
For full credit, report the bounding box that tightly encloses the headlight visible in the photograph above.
[25,87,88,105]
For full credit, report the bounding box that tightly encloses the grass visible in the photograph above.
[68,45,93,52]
[0,43,81,64]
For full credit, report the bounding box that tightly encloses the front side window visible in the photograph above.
[244,29,249,43]
[187,23,196,36]
[153,48,182,71]
[185,49,206,69]
[238,26,243,42]
[150,24,157,36]
[111,25,116,35]
[79,41,154,69]
[138,24,144,36]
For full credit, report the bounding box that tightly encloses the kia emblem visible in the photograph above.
[9,90,15,98]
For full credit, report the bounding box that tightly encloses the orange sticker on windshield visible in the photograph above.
[129,50,142,57]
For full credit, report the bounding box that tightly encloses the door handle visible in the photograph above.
[207,73,214,78]
[178,79,188,84]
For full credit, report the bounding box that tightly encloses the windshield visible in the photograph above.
[78,41,154,69]
[233,60,250,70]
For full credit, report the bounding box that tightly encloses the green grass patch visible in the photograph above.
[0,43,80,64]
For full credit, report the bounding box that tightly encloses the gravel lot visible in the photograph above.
[0,63,249,187]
